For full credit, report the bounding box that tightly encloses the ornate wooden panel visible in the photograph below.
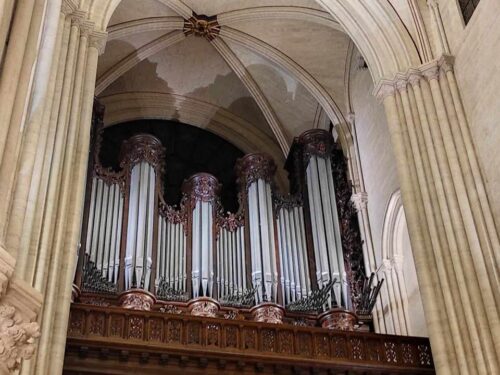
[65,304,434,374]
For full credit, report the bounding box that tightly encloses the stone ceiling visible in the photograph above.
[96,0,353,164]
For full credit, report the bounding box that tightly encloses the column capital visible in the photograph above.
[408,69,423,86]
[373,80,396,101]
[89,31,108,55]
[438,54,455,73]
[351,192,368,211]
[79,20,94,38]
[235,153,277,190]
[420,61,440,81]
[395,74,409,92]
[70,10,87,27]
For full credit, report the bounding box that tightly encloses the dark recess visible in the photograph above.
[99,119,244,212]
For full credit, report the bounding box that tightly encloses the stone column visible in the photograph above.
[45,31,105,375]
[0,0,16,64]
[0,0,47,239]
[376,56,500,375]
[5,0,65,259]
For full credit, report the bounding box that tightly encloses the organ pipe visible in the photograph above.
[84,177,124,284]
[182,173,220,298]
[78,127,367,317]
[236,153,280,304]
[119,134,165,292]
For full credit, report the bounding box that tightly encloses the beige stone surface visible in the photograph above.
[439,0,500,233]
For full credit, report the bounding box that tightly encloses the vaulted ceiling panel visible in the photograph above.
[108,0,179,26]
[226,41,319,137]
[183,0,324,17]
[97,30,171,78]
[100,36,272,137]
[231,19,350,116]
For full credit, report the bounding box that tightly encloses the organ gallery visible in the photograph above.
[63,104,433,374]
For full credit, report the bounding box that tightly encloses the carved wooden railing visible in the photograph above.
[65,303,434,374]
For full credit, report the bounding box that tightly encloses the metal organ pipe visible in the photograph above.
[236,153,279,304]
[182,173,220,298]
[84,176,124,284]
[298,130,347,308]
[276,201,311,305]
[119,134,165,292]
[78,128,365,319]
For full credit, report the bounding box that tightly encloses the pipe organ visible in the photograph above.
[75,127,375,329]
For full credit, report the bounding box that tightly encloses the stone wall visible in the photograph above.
[439,0,500,232]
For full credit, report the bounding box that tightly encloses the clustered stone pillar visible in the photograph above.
[376,55,500,375]
[0,1,107,374]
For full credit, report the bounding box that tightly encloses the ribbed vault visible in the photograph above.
[87,0,421,161]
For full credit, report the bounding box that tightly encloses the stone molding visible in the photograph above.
[61,0,77,16]
[373,55,455,100]
[0,246,42,374]
[351,192,368,211]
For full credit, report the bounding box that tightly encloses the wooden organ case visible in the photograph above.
[64,104,435,374]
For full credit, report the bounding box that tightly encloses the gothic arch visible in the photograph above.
[381,189,427,337]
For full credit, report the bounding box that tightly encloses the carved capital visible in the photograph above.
[374,80,396,101]
[89,31,108,55]
[235,153,277,190]
[408,70,423,87]
[438,54,454,74]
[297,129,335,161]
[395,74,409,92]
[119,134,166,174]
[182,173,221,203]
[70,10,86,27]
[351,192,368,211]
[420,62,440,81]
[79,20,94,38]
[183,14,220,41]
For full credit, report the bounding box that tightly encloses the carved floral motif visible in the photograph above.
[182,173,221,205]
[119,290,155,311]
[0,304,40,372]
[119,134,166,175]
[188,298,219,318]
[235,153,277,191]
[251,304,284,324]
[183,14,220,41]
[319,309,357,331]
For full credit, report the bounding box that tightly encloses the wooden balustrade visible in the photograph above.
[65,303,434,374]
